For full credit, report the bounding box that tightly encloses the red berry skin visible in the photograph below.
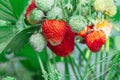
[47,26,75,57]
[42,20,67,46]
[78,25,94,38]
[25,0,36,18]
[86,30,106,52]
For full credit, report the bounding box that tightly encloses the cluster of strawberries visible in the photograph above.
[26,0,112,57]
[78,20,112,52]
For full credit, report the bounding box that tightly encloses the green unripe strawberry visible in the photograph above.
[105,5,116,17]
[94,0,106,12]
[94,0,117,16]
[29,33,47,52]
[27,8,44,24]
[69,15,87,33]
[104,0,117,16]
[47,7,63,19]
[35,0,54,11]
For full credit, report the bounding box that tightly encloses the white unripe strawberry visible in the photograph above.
[29,33,47,52]
[47,7,63,19]
[69,15,87,33]
[94,0,106,12]
[27,8,44,24]
[35,0,54,11]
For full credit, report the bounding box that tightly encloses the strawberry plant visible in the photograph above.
[0,0,120,80]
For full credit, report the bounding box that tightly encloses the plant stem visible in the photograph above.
[52,53,57,69]
[45,48,60,80]
[106,39,109,57]
[75,42,96,78]
[104,39,110,73]
[100,47,104,80]
[95,52,98,78]
[68,56,80,80]
[83,50,92,79]
[64,57,71,80]
[60,0,69,21]
[36,52,48,80]
[107,52,120,80]
[69,55,83,80]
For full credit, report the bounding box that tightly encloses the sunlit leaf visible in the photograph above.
[0,26,16,53]
[3,27,34,54]
[0,0,30,23]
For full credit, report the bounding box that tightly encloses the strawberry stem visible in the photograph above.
[100,46,104,80]
[64,57,71,80]
[36,52,48,80]
[45,47,61,80]
[104,39,110,72]
[69,55,83,80]
[75,42,96,78]
[52,53,57,69]
[59,0,69,21]
[95,52,98,78]
[83,50,92,79]
[68,56,80,80]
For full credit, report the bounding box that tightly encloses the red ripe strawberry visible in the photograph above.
[25,0,36,18]
[94,20,112,38]
[86,30,106,52]
[47,26,75,57]
[42,20,67,46]
[78,25,94,38]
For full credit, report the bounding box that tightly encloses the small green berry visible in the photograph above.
[27,8,44,24]
[69,15,87,33]
[35,0,54,11]
[47,7,63,19]
[29,33,47,52]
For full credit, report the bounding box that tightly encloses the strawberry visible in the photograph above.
[94,0,106,12]
[104,0,117,16]
[94,0,116,16]
[35,0,54,11]
[47,26,75,57]
[25,0,44,24]
[47,6,63,19]
[29,33,47,52]
[27,8,44,24]
[86,30,106,52]
[69,15,87,33]
[105,5,116,17]
[25,0,36,19]
[78,25,94,38]
[42,20,67,46]
[94,20,112,38]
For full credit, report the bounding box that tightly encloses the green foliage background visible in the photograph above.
[0,0,120,80]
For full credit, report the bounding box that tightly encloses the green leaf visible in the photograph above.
[0,0,17,23]
[3,27,34,54]
[0,0,30,23]
[9,0,30,18]
[0,26,16,53]
[0,24,35,54]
